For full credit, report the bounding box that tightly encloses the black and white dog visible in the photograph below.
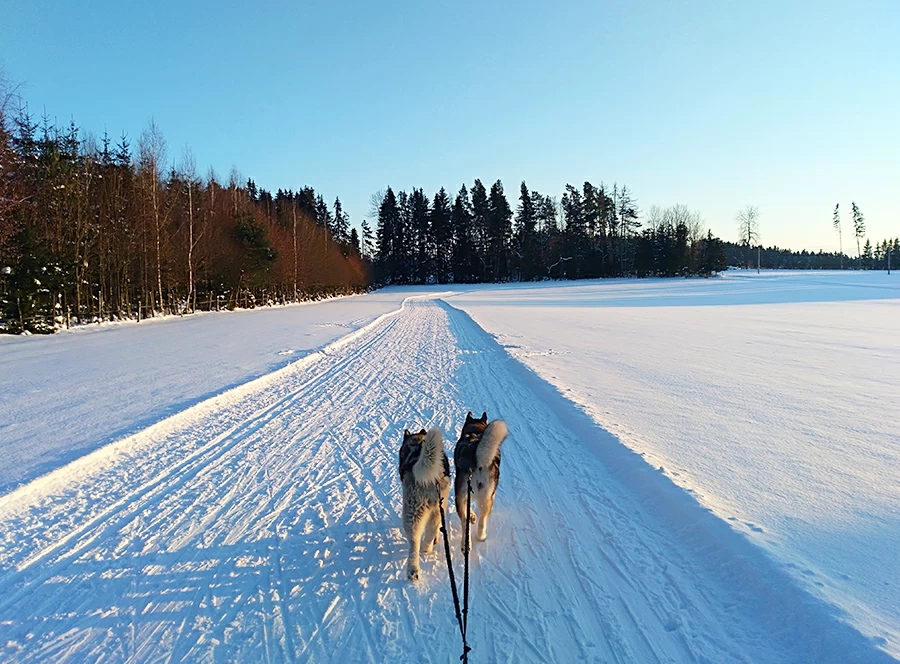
[453,412,508,549]
[398,427,450,582]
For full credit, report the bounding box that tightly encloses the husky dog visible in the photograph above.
[398,427,450,582]
[453,412,508,548]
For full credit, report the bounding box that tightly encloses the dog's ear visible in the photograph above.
[419,428,426,435]
[404,429,410,436]
[481,412,488,423]
[466,411,473,422]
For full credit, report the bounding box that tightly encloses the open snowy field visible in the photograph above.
[0,272,896,662]
[450,270,900,657]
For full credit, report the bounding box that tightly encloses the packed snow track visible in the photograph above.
[0,297,891,663]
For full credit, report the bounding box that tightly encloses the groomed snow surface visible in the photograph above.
[0,291,413,494]
[0,272,896,662]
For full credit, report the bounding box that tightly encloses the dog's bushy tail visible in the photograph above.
[476,420,508,468]
[413,427,446,485]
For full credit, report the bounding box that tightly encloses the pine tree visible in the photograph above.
[614,186,640,275]
[674,219,689,276]
[832,203,842,269]
[852,201,865,258]
[349,227,360,255]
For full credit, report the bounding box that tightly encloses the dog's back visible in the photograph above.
[398,428,450,582]
[399,429,450,484]
[454,412,498,489]
[453,412,508,547]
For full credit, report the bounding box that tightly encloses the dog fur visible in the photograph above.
[398,427,450,582]
[453,412,508,549]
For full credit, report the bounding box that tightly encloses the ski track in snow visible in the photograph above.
[0,296,893,663]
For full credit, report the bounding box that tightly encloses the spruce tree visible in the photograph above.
[332,196,350,248]
[470,179,489,281]
[396,190,412,283]
[360,219,375,259]
[451,185,475,283]
[561,184,587,278]
[515,181,539,281]
[315,194,332,230]
[487,180,512,281]
[431,187,453,284]
[410,188,431,283]
[376,187,400,283]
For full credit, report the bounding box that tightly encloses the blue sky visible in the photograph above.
[2,0,897,250]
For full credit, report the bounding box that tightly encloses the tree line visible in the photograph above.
[373,181,728,285]
[731,201,895,271]
[0,101,368,333]
[724,239,898,271]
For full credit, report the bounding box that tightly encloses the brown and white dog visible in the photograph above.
[453,412,508,549]
[398,427,450,582]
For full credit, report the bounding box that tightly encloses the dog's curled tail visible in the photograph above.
[476,420,508,469]
[412,427,446,486]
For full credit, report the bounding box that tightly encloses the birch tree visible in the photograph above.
[138,120,167,314]
[736,205,760,268]
[180,148,201,312]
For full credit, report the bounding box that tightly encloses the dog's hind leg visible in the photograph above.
[422,507,440,555]
[476,487,495,542]
[405,512,427,582]
[455,479,477,525]
[456,484,476,553]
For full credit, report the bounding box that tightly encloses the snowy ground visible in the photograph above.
[450,271,900,658]
[0,272,896,662]
[0,292,415,494]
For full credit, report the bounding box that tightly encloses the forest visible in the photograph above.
[373,182,729,285]
[0,103,368,333]
[371,184,895,285]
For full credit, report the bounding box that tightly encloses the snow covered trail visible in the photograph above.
[0,290,417,495]
[0,298,891,663]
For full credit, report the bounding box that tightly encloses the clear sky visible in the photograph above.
[2,0,898,251]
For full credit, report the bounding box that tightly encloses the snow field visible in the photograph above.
[450,270,900,657]
[0,275,898,663]
[0,285,894,662]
